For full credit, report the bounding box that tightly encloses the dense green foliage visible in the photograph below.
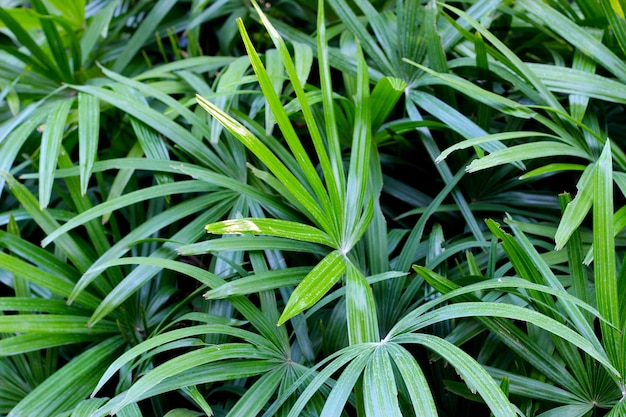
[1,0,626,415]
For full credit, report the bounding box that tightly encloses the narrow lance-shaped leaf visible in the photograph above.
[343,39,371,251]
[437,132,563,163]
[401,301,617,378]
[345,262,379,344]
[203,267,311,299]
[386,343,438,417]
[559,192,593,320]
[84,200,231,326]
[466,142,591,173]
[316,0,346,210]
[278,250,346,325]
[30,0,72,81]
[593,140,623,374]
[210,56,251,143]
[7,337,124,417]
[518,0,626,83]
[0,172,94,273]
[555,164,595,250]
[195,95,329,231]
[78,92,99,196]
[39,98,73,209]
[236,15,335,236]
[393,333,517,417]
[393,268,614,391]
[406,60,536,119]
[225,367,285,417]
[318,349,373,417]
[107,344,266,415]
[41,181,213,247]
[250,3,341,232]
[442,2,566,114]
[263,49,283,136]
[206,218,336,247]
[0,315,117,334]
[363,346,403,417]
[71,84,226,172]
[326,0,395,75]
[0,7,63,81]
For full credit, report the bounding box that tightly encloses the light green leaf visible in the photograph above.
[92,325,270,397]
[70,84,224,171]
[318,349,372,417]
[210,56,251,143]
[238,11,337,236]
[486,366,582,404]
[180,386,213,417]
[316,0,345,212]
[0,252,99,309]
[393,334,517,417]
[398,302,617,378]
[97,63,212,143]
[0,315,116,334]
[41,180,213,248]
[370,77,407,132]
[117,403,142,417]
[206,218,336,247]
[72,194,229,302]
[386,343,437,416]
[528,63,626,105]
[129,118,172,186]
[555,164,595,250]
[345,262,379,344]
[593,141,622,372]
[343,39,372,251]
[80,0,118,64]
[0,7,62,80]
[78,92,99,196]
[519,163,586,180]
[204,267,311,299]
[293,41,313,87]
[85,202,230,326]
[518,0,626,83]
[536,404,594,417]
[69,398,109,417]
[0,333,101,356]
[278,250,346,325]
[107,344,267,414]
[364,346,402,417]
[0,171,93,272]
[408,60,536,119]
[408,91,518,169]
[226,367,284,417]
[466,142,591,173]
[442,2,566,113]
[30,0,73,79]
[437,132,562,163]
[196,95,329,231]
[7,337,123,417]
[39,98,73,209]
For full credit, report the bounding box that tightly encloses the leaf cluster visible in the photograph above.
[2,0,626,416]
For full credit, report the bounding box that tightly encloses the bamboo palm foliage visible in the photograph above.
[1,0,626,416]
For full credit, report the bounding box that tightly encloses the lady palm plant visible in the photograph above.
[0,0,267,414]
[416,0,626,415]
[2,0,626,416]
[79,2,622,416]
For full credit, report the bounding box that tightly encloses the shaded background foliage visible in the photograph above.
[1,0,626,416]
